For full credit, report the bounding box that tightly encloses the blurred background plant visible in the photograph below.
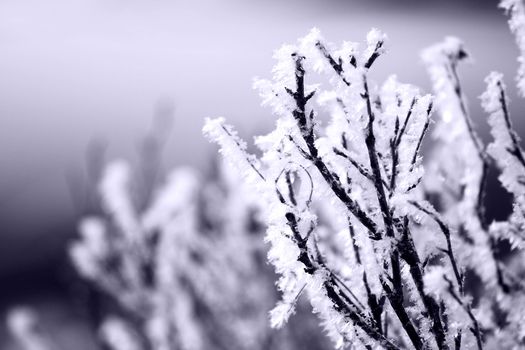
[6,113,328,350]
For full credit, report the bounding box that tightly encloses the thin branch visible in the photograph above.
[315,40,353,85]
[446,62,487,164]
[410,102,433,167]
[444,277,483,350]
[348,220,385,334]
[395,97,417,148]
[333,147,389,190]
[365,40,385,69]
[496,80,525,168]
[445,60,510,294]
[288,53,381,239]
[362,76,396,239]
[219,124,266,181]
[283,207,399,349]
[409,200,463,294]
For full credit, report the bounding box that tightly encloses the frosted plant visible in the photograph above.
[204,14,525,348]
[71,162,234,349]
[483,72,525,250]
[69,143,327,350]
[206,28,453,350]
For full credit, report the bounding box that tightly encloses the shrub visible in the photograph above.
[204,1,525,348]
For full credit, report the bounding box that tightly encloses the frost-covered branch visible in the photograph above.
[483,72,525,250]
[205,28,489,349]
[416,4,525,347]
[500,0,525,96]
[422,35,513,299]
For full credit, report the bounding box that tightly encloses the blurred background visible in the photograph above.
[0,0,520,348]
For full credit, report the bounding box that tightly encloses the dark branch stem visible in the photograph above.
[447,60,510,294]
[362,76,395,239]
[389,98,417,194]
[289,52,428,348]
[497,80,525,168]
[283,206,399,349]
[348,220,384,333]
[288,53,381,239]
[410,102,432,168]
[220,124,266,181]
[333,147,389,190]
[444,277,483,350]
[362,75,430,349]
[447,62,487,163]
[397,217,450,350]
[315,40,353,85]
[410,200,483,350]
[409,201,463,294]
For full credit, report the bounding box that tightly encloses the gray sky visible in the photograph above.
[0,0,520,272]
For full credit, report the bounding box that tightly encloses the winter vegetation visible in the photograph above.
[71,160,270,350]
[204,1,525,349]
[7,1,525,350]
[65,121,327,350]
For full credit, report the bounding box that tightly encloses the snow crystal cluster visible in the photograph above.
[204,2,525,347]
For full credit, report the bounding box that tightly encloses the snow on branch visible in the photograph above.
[204,28,499,350]
[500,0,525,96]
